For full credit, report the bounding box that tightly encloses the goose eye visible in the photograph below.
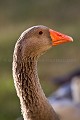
[39,31,43,35]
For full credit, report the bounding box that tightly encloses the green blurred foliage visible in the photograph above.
[0,0,80,120]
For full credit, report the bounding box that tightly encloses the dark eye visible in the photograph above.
[39,31,43,35]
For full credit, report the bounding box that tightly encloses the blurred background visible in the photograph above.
[0,0,80,120]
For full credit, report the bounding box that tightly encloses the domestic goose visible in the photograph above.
[49,69,80,103]
[48,76,80,120]
[13,25,73,120]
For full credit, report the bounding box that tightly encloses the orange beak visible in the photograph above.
[49,29,73,46]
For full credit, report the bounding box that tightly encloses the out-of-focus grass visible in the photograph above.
[0,71,21,120]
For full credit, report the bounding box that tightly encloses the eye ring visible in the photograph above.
[39,31,43,35]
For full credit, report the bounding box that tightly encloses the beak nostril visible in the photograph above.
[56,33,63,37]
[58,34,62,37]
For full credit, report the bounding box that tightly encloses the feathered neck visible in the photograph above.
[13,39,59,120]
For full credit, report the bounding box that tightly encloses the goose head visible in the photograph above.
[18,25,73,58]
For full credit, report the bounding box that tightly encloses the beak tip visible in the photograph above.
[69,36,73,42]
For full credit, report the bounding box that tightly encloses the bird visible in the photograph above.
[48,75,80,120]
[48,68,80,104]
[48,83,72,104]
[49,80,80,120]
[12,25,73,120]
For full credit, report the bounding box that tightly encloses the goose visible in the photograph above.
[49,69,80,103]
[48,83,72,104]
[13,25,73,120]
[48,75,80,120]
[49,69,80,104]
